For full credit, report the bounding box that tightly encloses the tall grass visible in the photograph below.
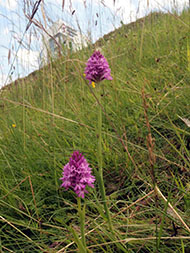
[0,4,190,252]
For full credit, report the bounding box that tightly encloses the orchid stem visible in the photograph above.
[77,197,86,251]
[97,86,113,232]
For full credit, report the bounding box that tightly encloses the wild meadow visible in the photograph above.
[0,6,190,252]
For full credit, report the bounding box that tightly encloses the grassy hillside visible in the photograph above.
[0,10,190,252]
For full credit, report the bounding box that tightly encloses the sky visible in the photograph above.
[0,0,189,87]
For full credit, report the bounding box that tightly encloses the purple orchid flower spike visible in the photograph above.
[60,151,95,198]
[84,51,113,86]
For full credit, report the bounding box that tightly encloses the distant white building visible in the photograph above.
[39,20,88,66]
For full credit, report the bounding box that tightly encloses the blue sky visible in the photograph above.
[0,0,189,87]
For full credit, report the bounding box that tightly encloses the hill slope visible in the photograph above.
[0,10,190,252]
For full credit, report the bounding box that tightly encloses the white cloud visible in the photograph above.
[0,73,7,84]
[0,0,18,10]
[136,0,189,12]
[16,48,39,71]
[2,27,9,35]
[97,0,189,22]
[0,72,13,87]
[101,0,137,23]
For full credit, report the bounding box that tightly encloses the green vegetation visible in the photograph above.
[0,10,190,252]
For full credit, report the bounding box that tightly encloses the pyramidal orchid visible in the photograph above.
[83,51,114,232]
[60,151,95,198]
[84,50,112,85]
